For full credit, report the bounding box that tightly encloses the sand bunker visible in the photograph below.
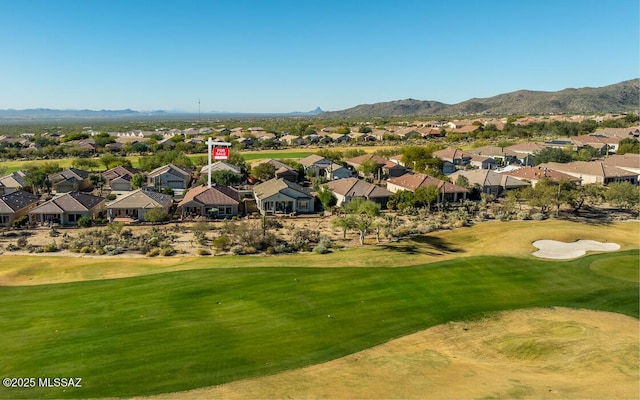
[532,239,620,259]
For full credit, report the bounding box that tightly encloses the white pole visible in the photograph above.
[207,137,213,188]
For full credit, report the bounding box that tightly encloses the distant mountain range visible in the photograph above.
[322,79,639,118]
[0,107,325,122]
[0,79,637,122]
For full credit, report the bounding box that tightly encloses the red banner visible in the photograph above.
[213,147,229,160]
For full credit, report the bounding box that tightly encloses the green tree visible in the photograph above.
[210,170,242,186]
[72,158,99,170]
[616,138,640,155]
[414,185,440,208]
[533,147,573,165]
[605,182,640,210]
[343,198,381,245]
[251,162,276,182]
[24,170,47,194]
[144,208,170,222]
[317,186,337,211]
[358,159,380,179]
[131,173,145,190]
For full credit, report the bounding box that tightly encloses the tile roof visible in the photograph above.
[0,171,28,188]
[449,169,530,189]
[539,161,637,178]
[253,178,312,200]
[178,185,240,207]
[504,166,582,183]
[600,154,640,169]
[107,188,173,209]
[0,190,39,213]
[325,177,392,198]
[387,173,468,193]
[29,192,105,214]
[148,163,192,179]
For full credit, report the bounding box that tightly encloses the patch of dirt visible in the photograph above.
[138,307,639,400]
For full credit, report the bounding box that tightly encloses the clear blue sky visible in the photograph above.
[1,0,638,113]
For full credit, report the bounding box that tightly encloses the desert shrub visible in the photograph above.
[531,212,546,221]
[517,211,531,220]
[196,248,211,256]
[144,208,170,223]
[243,246,257,254]
[274,244,289,254]
[16,237,28,248]
[159,246,175,256]
[80,246,92,253]
[49,228,60,237]
[77,216,92,228]
[230,245,244,255]
[12,215,29,228]
[6,244,19,251]
[42,242,58,252]
[212,235,231,251]
[106,193,117,201]
[146,248,161,257]
[313,236,332,254]
[265,246,275,255]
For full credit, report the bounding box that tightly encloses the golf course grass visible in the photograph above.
[0,246,637,398]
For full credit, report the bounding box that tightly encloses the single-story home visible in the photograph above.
[386,173,468,202]
[29,191,105,226]
[48,168,91,193]
[449,169,530,196]
[253,178,315,214]
[106,188,173,222]
[0,190,40,227]
[178,185,241,219]
[324,177,393,208]
[103,165,142,191]
[148,163,192,190]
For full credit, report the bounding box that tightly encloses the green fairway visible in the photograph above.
[0,250,637,399]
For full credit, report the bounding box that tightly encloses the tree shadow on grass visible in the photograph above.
[379,235,464,256]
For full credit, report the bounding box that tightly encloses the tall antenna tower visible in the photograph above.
[198,98,201,122]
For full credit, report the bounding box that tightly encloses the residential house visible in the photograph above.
[449,169,530,196]
[253,159,299,182]
[48,168,91,193]
[504,166,583,187]
[386,173,468,202]
[0,170,28,195]
[29,191,105,226]
[344,154,406,178]
[538,161,638,185]
[327,133,350,143]
[106,188,173,222]
[199,161,244,178]
[148,163,192,190]
[432,148,473,168]
[279,134,307,146]
[178,185,241,219]
[595,126,640,139]
[253,178,315,214]
[467,146,520,166]
[298,154,351,180]
[572,134,622,155]
[0,190,40,227]
[469,155,498,170]
[103,165,142,191]
[324,177,393,208]
[504,142,548,166]
[601,154,640,179]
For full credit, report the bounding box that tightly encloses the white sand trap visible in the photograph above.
[532,239,620,259]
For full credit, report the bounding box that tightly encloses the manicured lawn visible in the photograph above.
[0,250,637,398]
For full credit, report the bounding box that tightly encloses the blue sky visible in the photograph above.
[1,0,638,113]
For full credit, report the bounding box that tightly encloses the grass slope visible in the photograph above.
[0,250,637,399]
